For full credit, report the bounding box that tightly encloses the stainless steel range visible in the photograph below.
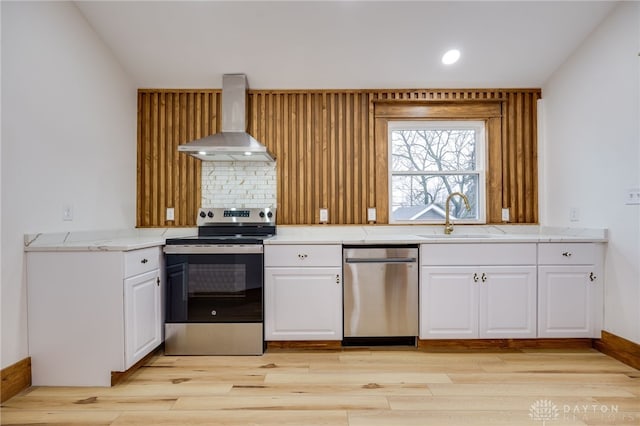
[163,207,276,355]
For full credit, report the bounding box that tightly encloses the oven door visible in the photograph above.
[164,245,263,323]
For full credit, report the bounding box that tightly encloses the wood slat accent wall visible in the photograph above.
[137,88,539,226]
[137,90,220,226]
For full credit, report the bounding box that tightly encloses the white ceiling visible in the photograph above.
[75,1,617,90]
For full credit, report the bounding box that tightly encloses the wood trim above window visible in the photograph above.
[374,100,502,119]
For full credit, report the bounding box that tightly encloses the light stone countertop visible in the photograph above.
[24,228,197,252]
[24,225,607,252]
[265,225,608,245]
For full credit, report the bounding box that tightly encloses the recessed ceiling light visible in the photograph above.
[442,49,461,65]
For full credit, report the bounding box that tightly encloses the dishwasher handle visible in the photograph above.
[345,257,417,264]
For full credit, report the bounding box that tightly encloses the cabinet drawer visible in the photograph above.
[125,247,160,277]
[538,243,595,265]
[421,243,536,266]
[265,245,342,267]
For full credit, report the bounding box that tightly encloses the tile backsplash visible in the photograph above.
[201,162,277,208]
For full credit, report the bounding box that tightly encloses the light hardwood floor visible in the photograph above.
[1,348,638,425]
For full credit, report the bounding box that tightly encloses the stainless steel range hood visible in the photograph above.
[178,74,275,162]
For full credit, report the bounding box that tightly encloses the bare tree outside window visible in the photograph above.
[389,121,485,223]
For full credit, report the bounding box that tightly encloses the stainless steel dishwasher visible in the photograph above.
[343,245,419,345]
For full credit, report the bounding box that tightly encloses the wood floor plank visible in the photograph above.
[227,383,433,397]
[427,383,636,397]
[1,395,176,411]
[264,372,451,385]
[110,409,349,425]
[0,409,120,425]
[24,382,234,398]
[173,395,389,410]
[448,373,638,385]
[387,395,600,411]
[347,409,588,425]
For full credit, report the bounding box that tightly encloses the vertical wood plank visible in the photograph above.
[486,116,503,223]
[143,93,151,226]
[136,92,143,227]
[159,93,166,224]
[165,93,173,222]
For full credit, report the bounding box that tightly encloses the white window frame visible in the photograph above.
[388,120,487,224]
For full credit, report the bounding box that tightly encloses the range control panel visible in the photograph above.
[197,207,276,227]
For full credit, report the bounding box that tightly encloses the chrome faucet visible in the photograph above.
[444,192,471,235]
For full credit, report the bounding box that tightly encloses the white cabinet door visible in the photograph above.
[479,266,537,338]
[421,266,536,339]
[538,265,599,338]
[124,269,162,368]
[420,267,479,339]
[265,267,342,340]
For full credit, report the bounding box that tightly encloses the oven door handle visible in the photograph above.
[163,245,263,255]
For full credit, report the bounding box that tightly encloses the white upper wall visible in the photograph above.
[541,2,640,343]
[75,1,614,89]
[1,1,137,368]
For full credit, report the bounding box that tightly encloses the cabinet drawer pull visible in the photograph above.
[141,258,148,264]
[156,277,160,286]
[562,252,572,257]
[298,254,308,260]
[336,274,340,284]
[589,272,596,282]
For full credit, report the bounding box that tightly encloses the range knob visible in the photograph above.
[199,211,206,218]
[207,211,214,218]
[267,212,273,218]
[259,211,265,218]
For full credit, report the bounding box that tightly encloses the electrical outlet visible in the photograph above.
[319,208,329,223]
[501,208,510,222]
[166,207,175,221]
[569,207,580,222]
[625,188,640,205]
[367,207,377,222]
[62,204,73,221]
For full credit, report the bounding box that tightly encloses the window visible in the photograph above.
[388,121,486,224]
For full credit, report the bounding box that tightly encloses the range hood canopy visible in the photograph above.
[178,74,275,162]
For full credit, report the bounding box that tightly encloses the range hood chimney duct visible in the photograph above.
[178,74,275,162]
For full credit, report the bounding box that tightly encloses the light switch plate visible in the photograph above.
[319,208,329,223]
[569,207,580,222]
[367,207,377,222]
[625,188,640,205]
[166,207,175,221]
[501,208,510,222]
[62,204,73,221]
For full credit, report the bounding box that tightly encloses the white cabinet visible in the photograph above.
[264,245,342,340]
[420,244,537,339]
[538,243,604,338]
[124,265,162,368]
[26,246,164,386]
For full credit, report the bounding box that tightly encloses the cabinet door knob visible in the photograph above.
[336,274,340,284]
[156,277,160,286]
[562,252,572,257]
[141,258,148,263]
[481,273,487,282]
[589,272,596,282]
[473,273,479,283]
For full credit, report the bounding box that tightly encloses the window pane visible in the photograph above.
[391,129,477,172]
[390,174,479,222]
